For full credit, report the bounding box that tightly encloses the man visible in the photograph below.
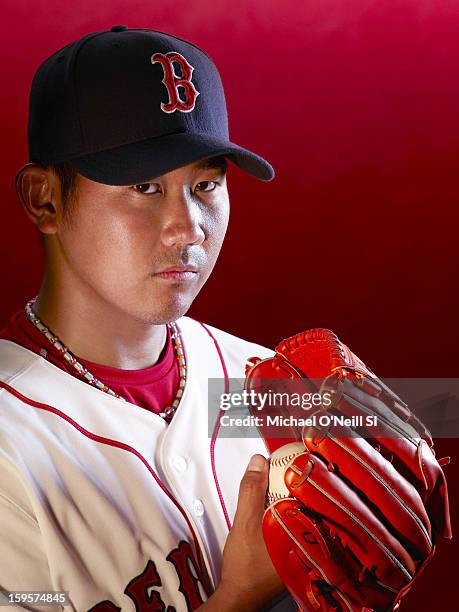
[0,26,289,611]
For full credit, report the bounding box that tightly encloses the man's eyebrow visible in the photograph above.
[194,156,227,172]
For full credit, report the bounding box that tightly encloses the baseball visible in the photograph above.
[268,441,307,505]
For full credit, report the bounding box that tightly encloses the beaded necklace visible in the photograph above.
[24,299,186,423]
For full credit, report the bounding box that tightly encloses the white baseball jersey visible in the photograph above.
[0,316,273,611]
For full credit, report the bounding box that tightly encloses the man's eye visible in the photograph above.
[133,183,161,194]
[195,181,217,193]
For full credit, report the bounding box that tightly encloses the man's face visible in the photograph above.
[55,157,229,324]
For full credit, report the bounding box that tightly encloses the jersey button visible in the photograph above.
[172,455,187,472]
[193,499,205,517]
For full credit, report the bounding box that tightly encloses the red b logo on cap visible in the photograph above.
[151,52,200,113]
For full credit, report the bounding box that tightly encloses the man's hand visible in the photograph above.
[199,454,285,611]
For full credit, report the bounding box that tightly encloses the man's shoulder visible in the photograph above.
[178,316,274,377]
[205,321,273,357]
[0,339,40,384]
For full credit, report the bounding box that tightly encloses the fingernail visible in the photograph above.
[248,454,266,472]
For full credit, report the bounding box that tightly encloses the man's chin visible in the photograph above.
[137,297,195,326]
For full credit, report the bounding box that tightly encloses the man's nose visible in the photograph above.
[160,192,205,248]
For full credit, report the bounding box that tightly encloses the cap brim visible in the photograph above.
[68,132,274,185]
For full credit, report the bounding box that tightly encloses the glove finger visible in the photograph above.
[321,376,451,534]
[365,374,433,444]
[321,375,435,492]
[323,374,420,444]
[302,427,433,558]
[284,452,417,592]
[263,498,398,611]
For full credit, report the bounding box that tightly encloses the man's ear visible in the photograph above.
[15,163,62,235]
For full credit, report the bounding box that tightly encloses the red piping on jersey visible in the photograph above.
[0,379,211,590]
[197,322,232,531]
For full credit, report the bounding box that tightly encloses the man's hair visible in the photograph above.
[49,162,78,209]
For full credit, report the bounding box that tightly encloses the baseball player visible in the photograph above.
[0,25,450,612]
[0,26,288,612]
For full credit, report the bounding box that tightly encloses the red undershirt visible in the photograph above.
[0,310,180,416]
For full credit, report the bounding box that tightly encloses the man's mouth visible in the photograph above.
[153,265,199,282]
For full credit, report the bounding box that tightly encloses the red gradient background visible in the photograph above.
[1,1,457,609]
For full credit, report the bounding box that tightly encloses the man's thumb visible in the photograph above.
[234,454,269,523]
[247,454,268,473]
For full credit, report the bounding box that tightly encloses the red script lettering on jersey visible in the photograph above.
[89,540,211,611]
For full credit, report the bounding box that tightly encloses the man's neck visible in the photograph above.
[33,279,168,371]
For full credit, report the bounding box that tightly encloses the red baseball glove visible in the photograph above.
[245,329,451,611]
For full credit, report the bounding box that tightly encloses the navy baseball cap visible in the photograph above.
[27,25,274,185]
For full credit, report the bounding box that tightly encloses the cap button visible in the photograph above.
[111,25,128,32]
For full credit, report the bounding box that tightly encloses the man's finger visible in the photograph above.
[233,454,269,525]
